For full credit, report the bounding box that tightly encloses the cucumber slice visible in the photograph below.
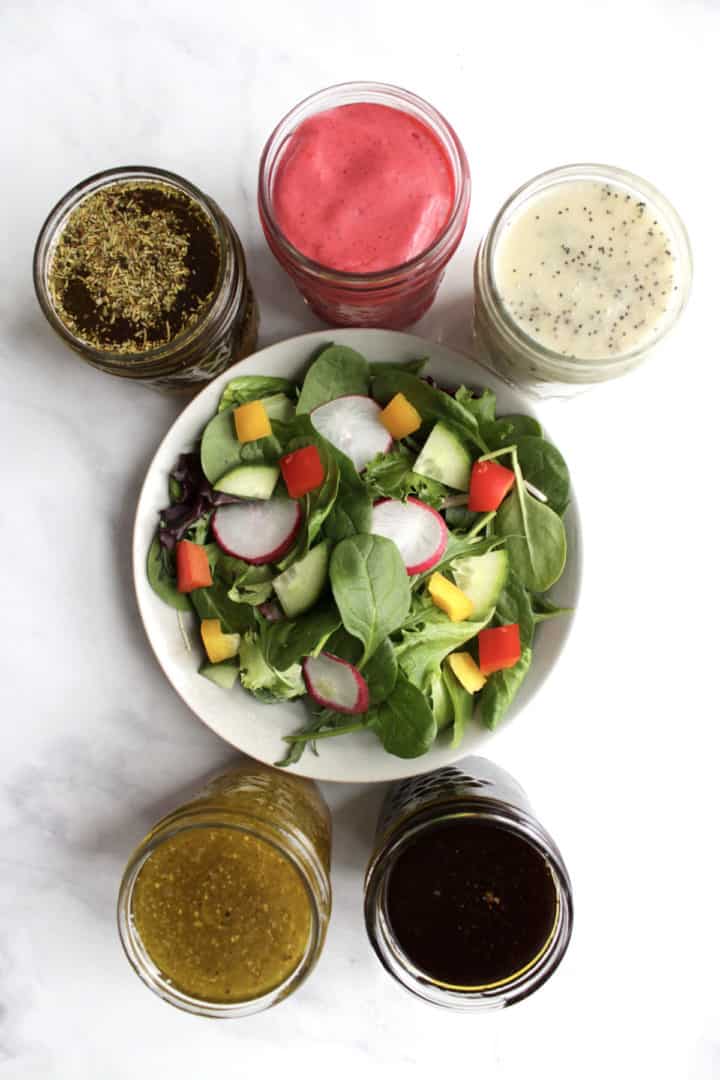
[414,423,471,491]
[453,550,509,619]
[261,393,295,422]
[214,464,279,500]
[273,541,330,618]
[199,660,239,689]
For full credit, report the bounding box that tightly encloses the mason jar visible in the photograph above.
[117,761,331,1017]
[34,166,258,392]
[473,163,692,396]
[258,81,471,329]
[364,758,572,1009]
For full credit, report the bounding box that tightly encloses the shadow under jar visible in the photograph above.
[258,82,470,329]
[117,761,331,1017]
[473,163,692,396]
[34,166,258,391]
[364,758,572,1009]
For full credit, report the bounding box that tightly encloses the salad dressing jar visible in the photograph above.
[34,166,258,391]
[117,761,331,1016]
[364,758,572,1009]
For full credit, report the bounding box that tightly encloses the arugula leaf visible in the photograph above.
[217,375,296,413]
[265,604,341,671]
[146,536,192,611]
[368,674,437,758]
[370,370,488,451]
[497,452,567,593]
[200,408,283,484]
[442,662,474,748]
[479,646,532,730]
[364,446,447,508]
[297,345,370,413]
[329,535,410,666]
[236,632,306,703]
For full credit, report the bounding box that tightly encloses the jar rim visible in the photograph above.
[117,813,329,1018]
[33,165,239,369]
[257,80,471,287]
[476,161,693,376]
[364,802,573,1010]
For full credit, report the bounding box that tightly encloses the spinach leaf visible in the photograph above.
[324,446,373,540]
[236,632,305,703]
[495,569,535,648]
[394,606,482,691]
[200,408,282,484]
[370,370,488,451]
[442,662,474,748]
[217,375,296,413]
[368,358,427,376]
[297,345,370,413]
[329,535,410,666]
[479,646,532,730]
[531,595,574,623]
[429,669,453,731]
[497,454,567,592]
[368,674,437,758]
[265,604,342,671]
[514,436,571,516]
[146,536,192,611]
[281,432,340,563]
[455,385,496,425]
[481,414,543,449]
[189,548,256,632]
[364,446,447,508]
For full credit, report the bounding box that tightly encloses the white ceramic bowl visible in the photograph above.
[133,329,581,782]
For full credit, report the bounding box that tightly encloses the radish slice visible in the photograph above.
[311,395,392,472]
[371,497,448,575]
[212,496,301,565]
[259,600,284,622]
[303,652,370,715]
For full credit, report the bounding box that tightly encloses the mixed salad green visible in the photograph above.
[147,344,572,764]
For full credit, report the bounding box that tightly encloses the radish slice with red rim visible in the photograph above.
[371,497,448,575]
[303,652,370,715]
[310,395,392,473]
[212,496,301,565]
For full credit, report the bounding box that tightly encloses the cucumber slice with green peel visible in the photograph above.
[261,393,295,422]
[414,423,471,492]
[274,541,330,618]
[453,550,509,619]
[213,464,280,500]
[199,660,239,689]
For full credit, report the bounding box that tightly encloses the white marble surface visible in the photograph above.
[1,1,719,1076]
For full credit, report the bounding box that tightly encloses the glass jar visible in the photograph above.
[117,761,331,1017]
[34,166,258,392]
[364,758,572,1009]
[473,163,692,396]
[258,82,471,329]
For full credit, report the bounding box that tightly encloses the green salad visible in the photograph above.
[147,344,572,764]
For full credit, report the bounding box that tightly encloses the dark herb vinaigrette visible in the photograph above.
[386,819,558,988]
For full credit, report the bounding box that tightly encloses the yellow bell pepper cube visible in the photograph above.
[379,393,422,440]
[447,652,487,693]
[233,401,272,443]
[428,572,474,623]
[200,619,240,664]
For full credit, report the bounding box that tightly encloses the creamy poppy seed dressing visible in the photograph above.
[493,180,678,360]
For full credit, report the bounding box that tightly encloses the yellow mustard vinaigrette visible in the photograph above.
[118,762,331,1016]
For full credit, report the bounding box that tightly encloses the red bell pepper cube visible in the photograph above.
[478,624,521,675]
[468,460,515,512]
[176,540,213,593]
[280,445,325,499]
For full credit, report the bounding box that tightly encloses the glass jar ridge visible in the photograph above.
[258,81,471,328]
